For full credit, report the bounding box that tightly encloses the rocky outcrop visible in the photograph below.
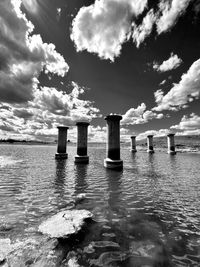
[39,209,93,238]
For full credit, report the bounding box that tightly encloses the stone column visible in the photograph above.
[104,114,123,170]
[167,133,176,155]
[147,135,154,153]
[130,136,137,152]
[75,122,89,164]
[55,126,69,159]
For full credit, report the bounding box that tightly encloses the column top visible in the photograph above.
[131,135,136,138]
[76,122,90,126]
[105,114,122,121]
[147,135,153,138]
[57,126,69,130]
[167,133,175,137]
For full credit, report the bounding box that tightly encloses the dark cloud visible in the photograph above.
[0,0,69,104]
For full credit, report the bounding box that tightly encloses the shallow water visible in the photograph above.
[0,144,200,266]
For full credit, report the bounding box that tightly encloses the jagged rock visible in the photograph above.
[0,239,12,262]
[39,210,93,238]
[63,251,81,267]
[3,237,62,267]
[67,257,80,267]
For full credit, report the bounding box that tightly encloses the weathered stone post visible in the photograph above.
[55,126,69,159]
[104,114,123,170]
[130,136,137,152]
[147,135,154,153]
[167,133,176,155]
[75,122,89,164]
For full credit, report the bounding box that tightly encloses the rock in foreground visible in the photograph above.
[0,239,11,262]
[39,210,93,238]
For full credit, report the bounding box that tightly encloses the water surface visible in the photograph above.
[0,144,200,266]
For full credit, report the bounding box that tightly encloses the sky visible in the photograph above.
[0,0,200,142]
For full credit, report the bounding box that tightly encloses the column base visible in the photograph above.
[104,158,123,170]
[147,149,154,153]
[130,149,137,152]
[168,151,176,155]
[55,153,68,159]
[75,155,89,164]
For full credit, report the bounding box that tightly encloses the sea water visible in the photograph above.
[0,144,200,266]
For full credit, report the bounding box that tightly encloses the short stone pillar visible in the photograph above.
[55,126,69,159]
[75,122,89,164]
[167,133,176,155]
[147,135,154,153]
[130,136,137,152]
[104,114,123,170]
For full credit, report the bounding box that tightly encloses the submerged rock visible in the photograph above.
[39,210,93,238]
[74,194,87,205]
[65,252,81,267]
[129,240,163,258]
[67,257,80,267]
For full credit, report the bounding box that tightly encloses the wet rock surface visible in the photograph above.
[0,239,11,263]
[0,237,65,267]
[39,210,93,238]
[0,209,94,267]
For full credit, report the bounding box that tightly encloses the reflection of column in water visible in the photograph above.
[106,170,123,213]
[54,159,67,207]
[130,151,140,174]
[168,152,178,177]
[74,164,88,196]
[146,152,157,178]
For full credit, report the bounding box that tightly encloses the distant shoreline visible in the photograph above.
[0,135,199,152]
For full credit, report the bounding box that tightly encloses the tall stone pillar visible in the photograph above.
[147,135,154,153]
[75,122,89,164]
[167,133,176,155]
[104,114,123,170]
[130,136,137,152]
[55,126,69,159]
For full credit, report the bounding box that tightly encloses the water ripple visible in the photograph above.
[0,145,200,266]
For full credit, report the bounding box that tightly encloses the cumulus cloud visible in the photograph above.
[153,53,182,72]
[71,0,148,61]
[0,83,101,141]
[0,1,102,141]
[171,113,200,131]
[134,113,200,141]
[156,0,192,34]
[88,125,130,143]
[136,128,172,140]
[132,9,157,47]
[0,0,69,103]
[121,103,163,125]
[88,126,106,143]
[153,59,200,111]
[71,0,193,59]
[133,0,192,47]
